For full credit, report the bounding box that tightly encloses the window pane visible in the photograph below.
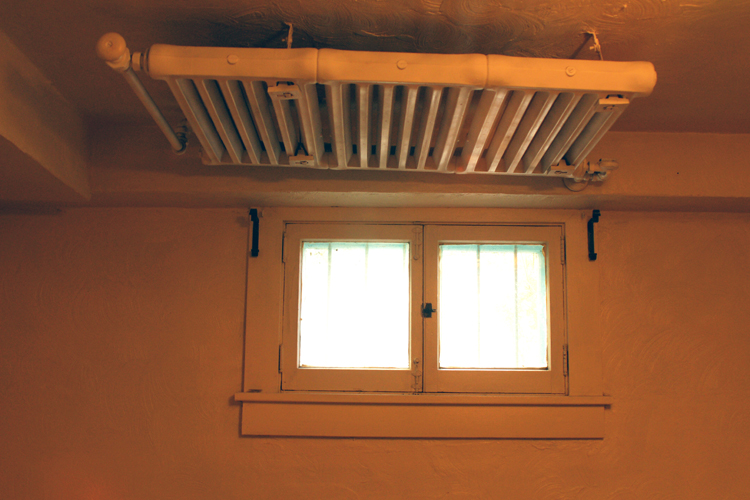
[438,244,548,369]
[299,241,410,368]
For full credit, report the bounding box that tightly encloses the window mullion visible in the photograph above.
[414,224,425,393]
[514,244,519,368]
[476,245,481,368]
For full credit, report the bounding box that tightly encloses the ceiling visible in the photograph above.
[1,0,750,211]
[2,0,750,134]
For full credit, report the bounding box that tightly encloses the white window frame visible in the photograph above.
[236,207,610,439]
[423,224,566,394]
[281,223,422,392]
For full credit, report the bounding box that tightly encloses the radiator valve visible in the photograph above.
[563,158,619,191]
[587,158,619,181]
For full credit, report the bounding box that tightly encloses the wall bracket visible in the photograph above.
[250,209,260,257]
[588,209,601,261]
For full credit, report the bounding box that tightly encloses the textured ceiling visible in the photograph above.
[1,0,750,133]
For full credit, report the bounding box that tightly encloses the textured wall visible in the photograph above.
[0,30,89,202]
[1,208,749,499]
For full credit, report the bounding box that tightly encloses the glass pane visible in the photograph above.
[438,244,548,369]
[299,241,410,368]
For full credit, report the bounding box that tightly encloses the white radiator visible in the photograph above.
[137,44,655,177]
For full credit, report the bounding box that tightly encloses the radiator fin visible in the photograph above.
[147,47,656,177]
[171,78,224,163]
[356,84,372,169]
[197,79,244,164]
[523,92,579,174]
[414,87,442,171]
[298,83,325,166]
[327,82,353,168]
[459,89,507,173]
[486,90,532,173]
[243,80,281,165]
[434,87,473,171]
[377,85,395,169]
[220,80,263,164]
[541,93,599,172]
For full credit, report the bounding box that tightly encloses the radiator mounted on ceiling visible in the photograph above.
[96,33,656,181]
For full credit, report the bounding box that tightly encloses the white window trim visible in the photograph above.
[423,224,565,394]
[281,223,422,392]
[236,207,610,439]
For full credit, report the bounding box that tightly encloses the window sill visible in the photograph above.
[234,392,612,439]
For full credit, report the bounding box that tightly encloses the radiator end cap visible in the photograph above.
[96,33,130,71]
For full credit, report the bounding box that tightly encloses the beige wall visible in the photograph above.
[1,207,748,498]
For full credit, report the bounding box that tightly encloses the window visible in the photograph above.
[281,222,565,394]
[423,224,565,394]
[281,224,422,392]
[237,208,610,438]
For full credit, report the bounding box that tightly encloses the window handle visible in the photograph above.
[422,303,437,318]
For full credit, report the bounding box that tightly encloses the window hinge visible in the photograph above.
[411,358,422,393]
[561,235,566,265]
[562,344,569,377]
[278,344,283,373]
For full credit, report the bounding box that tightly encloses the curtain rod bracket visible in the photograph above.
[249,209,260,257]
[588,210,601,261]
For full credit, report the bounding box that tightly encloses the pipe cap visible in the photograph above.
[96,33,128,62]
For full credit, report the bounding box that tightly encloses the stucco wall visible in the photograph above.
[1,208,748,499]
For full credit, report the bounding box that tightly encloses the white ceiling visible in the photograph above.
[2,0,750,134]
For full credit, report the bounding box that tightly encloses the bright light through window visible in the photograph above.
[298,241,410,369]
[438,244,548,369]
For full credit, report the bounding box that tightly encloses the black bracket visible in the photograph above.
[587,209,601,261]
[249,209,260,257]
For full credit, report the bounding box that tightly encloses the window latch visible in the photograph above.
[422,303,436,318]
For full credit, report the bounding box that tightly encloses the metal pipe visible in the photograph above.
[96,33,186,153]
[121,67,186,153]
